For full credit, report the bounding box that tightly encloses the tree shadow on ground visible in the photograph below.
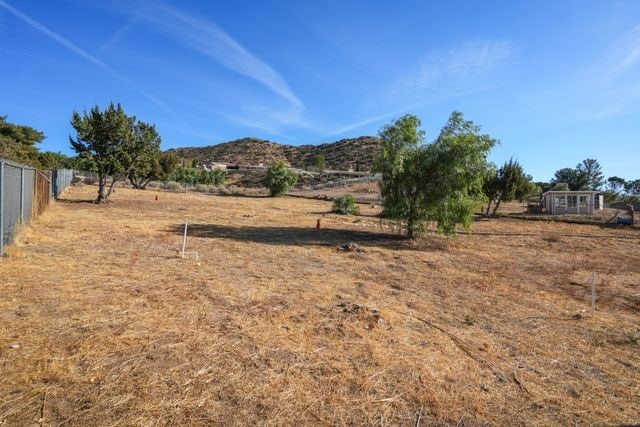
[167,223,427,251]
[212,193,270,199]
[56,197,96,204]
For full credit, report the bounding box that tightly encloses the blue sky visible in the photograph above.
[1,0,639,181]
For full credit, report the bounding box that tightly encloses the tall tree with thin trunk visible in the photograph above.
[577,158,604,190]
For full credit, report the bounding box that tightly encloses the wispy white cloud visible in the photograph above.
[98,16,139,54]
[605,24,640,79]
[135,2,303,110]
[0,0,181,122]
[588,25,640,120]
[386,39,512,101]
[329,110,407,136]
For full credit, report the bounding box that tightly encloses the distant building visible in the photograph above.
[207,162,227,171]
[541,191,603,215]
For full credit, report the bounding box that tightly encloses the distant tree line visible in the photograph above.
[537,158,639,202]
[1,115,69,169]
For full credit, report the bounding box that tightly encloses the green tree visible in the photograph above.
[607,176,626,193]
[70,102,161,203]
[603,176,626,202]
[265,162,298,196]
[310,153,326,171]
[551,167,588,191]
[0,116,45,166]
[198,169,226,186]
[332,194,360,215]
[534,181,552,193]
[37,151,69,170]
[577,158,604,190]
[374,112,496,238]
[552,182,570,191]
[172,166,197,184]
[625,179,640,196]
[483,158,533,216]
[129,152,179,189]
[65,155,98,172]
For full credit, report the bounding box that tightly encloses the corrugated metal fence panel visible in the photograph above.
[2,163,22,246]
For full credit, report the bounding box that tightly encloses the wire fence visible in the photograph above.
[0,158,74,256]
[52,169,75,198]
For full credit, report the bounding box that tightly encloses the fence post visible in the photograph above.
[20,166,25,223]
[0,160,4,257]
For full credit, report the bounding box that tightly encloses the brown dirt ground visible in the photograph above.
[1,185,639,426]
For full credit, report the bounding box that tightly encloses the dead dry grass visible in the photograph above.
[1,185,639,426]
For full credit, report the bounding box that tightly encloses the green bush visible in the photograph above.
[332,194,361,215]
[265,162,298,196]
[171,167,226,186]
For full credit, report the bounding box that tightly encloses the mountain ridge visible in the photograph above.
[166,136,381,171]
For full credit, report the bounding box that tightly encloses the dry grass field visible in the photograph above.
[1,185,639,426]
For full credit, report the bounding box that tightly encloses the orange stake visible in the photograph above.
[316,219,321,229]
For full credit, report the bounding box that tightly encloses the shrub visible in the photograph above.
[332,194,361,215]
[265,162,298,196]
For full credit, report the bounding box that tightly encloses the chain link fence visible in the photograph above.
[0,158,74,256]
[52,169,75,199]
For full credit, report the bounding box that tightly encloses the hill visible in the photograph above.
[167,136,381,171]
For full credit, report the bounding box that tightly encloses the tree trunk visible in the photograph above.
[105,175,121,201]
[96,174,107,204]
[406,213,415,239]
[129,176,149,189]
[129,176,140,189]
[491,199,502,216]
[485,201,492,216]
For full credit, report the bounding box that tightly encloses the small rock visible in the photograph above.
[9,344,20,349]
[338,242,366,252]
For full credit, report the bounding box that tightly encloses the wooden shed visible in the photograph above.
[541,191,603,215]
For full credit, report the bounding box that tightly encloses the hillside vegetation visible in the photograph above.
[167,136,381,170]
